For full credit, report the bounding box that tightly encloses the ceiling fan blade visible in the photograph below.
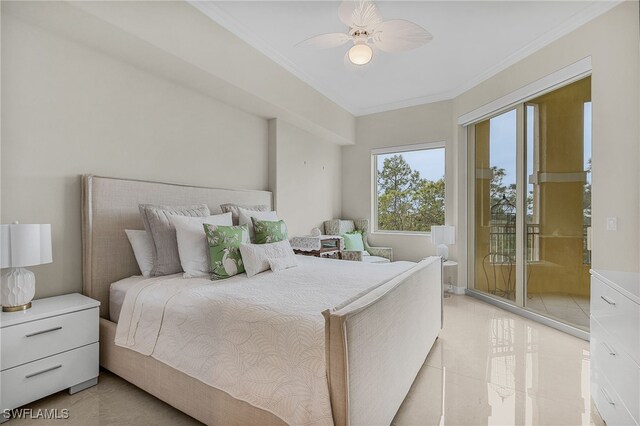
[373,19,433,52]
[296,33,351,49]
[338,0,383,30]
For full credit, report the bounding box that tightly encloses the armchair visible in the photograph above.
[323,219,393,263]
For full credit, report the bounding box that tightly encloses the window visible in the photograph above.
[373,143,445,233]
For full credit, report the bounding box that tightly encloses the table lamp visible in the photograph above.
[0,222,52,312]
[431,225,455,261]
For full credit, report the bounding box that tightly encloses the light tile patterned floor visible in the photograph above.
[7,296,601,426]
[527,293,590,330]
[393,295,601,426]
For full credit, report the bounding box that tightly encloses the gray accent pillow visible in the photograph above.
[220,203,269,225]
[139,204,210,276]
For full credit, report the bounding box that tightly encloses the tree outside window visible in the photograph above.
[375,147,445,232]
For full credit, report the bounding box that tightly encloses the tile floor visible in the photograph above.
[526,293,590,330]
[7,296,602,426]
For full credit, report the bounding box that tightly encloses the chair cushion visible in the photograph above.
[343,232,365,251]
[362,255,390,264]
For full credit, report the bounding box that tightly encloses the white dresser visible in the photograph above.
[0,293,100,422]
[590,270,640,426]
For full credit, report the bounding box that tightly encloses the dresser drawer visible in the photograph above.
[0,307,98,371]
[0,342,98,412]
[591,318,640,422]
[592,367,637,426]
[591,276,640,365]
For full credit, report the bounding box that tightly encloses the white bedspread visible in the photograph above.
[115,256,415,426]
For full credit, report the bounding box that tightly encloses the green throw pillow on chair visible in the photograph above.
[342,231,365,252]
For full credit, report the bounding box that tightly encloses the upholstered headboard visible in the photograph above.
[81,175,272,318]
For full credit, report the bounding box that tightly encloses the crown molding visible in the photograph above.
[457,56,592,125]
[355,0,621,117]
[189,0,622,118]
[353,90,455,116]
[188,0,360,115]
[447,0,622,100]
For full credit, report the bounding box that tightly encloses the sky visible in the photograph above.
[377,147,445,182]
[376,101,591,187]
[492,102,592,186]
[490,109,517,185]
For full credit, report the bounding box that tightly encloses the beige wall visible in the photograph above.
[2,1,638,302]
[0,4,346,298]
[4,1,356,146]
[342,2,639,283]
[342,101,454,262]
[454,1,640,286]
[270,119,342,237]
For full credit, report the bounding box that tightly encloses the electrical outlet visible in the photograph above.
[606,217,618,231]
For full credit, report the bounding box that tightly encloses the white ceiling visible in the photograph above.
[191,1,618,116]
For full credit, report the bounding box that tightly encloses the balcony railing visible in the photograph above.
[488,223,590,265]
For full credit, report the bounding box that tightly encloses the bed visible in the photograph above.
[82,175,442,426]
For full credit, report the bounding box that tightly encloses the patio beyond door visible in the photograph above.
[470,77,592,332]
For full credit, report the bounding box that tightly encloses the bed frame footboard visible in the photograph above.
[323,257,442,426]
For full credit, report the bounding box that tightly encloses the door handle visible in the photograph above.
[600,295,616,306]
[25,326,62,337]
[600,388,615,406]
[25,364,62,379]
[602,342,617,356]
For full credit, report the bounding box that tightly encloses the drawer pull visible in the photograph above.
[600,295,616,306]
[25,364,62,379]
[25,326,62,337]
[601,388,616,406]
[602,342,617,356]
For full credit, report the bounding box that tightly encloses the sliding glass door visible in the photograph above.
[470,77,592,331]
[523,78,592,330]
[473,108,520,303]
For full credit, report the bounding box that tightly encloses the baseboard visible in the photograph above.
[444,284,466,295]
[465,289,589,341]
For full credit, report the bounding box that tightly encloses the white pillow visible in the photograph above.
[237,207,278,240]
[170,212,233,278]
[239,240,297,277]
[268,256,299,273]
[125,230,154,277]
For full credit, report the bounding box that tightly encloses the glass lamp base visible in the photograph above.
[436,244,449,261]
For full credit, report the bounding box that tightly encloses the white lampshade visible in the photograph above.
[0,223,52,268]
[431,225,455,245]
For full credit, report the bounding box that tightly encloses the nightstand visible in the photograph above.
[0,293,100,422]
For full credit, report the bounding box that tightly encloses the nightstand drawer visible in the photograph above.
[591,276,640,365]
[591,318,640,421]
[1,342,98,412]
[592,366,637,426]
[0,307,98,371]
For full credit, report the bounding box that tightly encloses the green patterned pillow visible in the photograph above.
[203,224,250,280]
[251,218,288,244]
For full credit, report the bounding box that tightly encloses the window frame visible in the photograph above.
[371,141,447,235]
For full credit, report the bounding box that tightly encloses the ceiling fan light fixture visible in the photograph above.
[296,0,432,68]
[348,43,373,65]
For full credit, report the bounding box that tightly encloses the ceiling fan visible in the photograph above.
[296,0,433,66]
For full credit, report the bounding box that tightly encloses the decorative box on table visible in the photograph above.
[290,235,344,259]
